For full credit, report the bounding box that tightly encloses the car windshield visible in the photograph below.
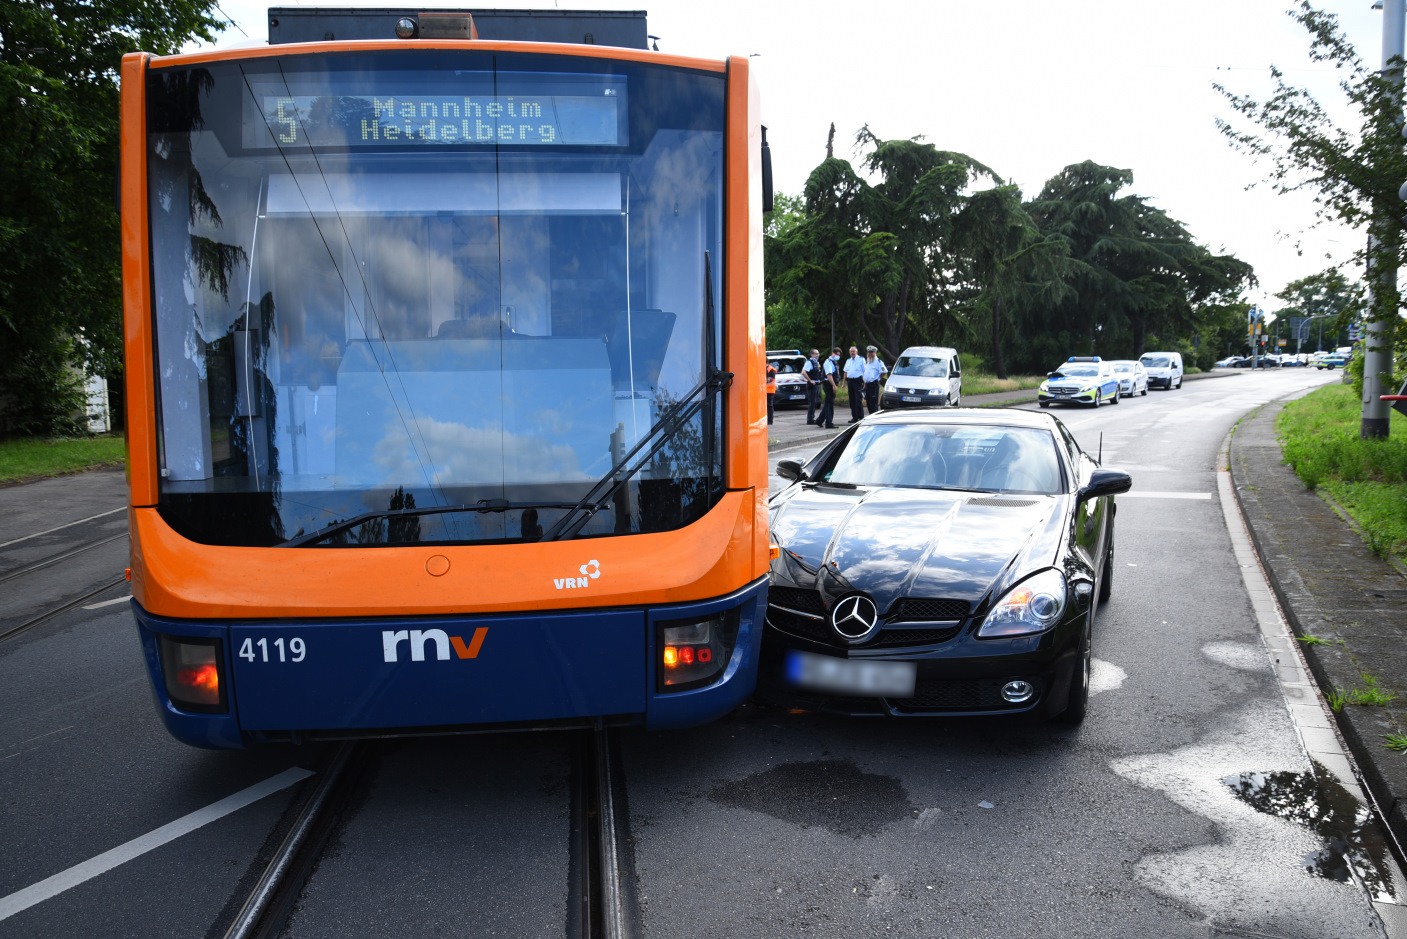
[772,357,806,374]
[1141,356,1173,368]
[146,51,726,547]
[893,355,947,378]
[1054,364,1100,378]
[820,424,1063,494]
[1111,362,1135,374]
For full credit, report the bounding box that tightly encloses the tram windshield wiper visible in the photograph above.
[278,499,579,547]
[542,250,731,542]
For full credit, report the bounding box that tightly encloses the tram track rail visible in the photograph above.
[0,520,131,644]
[220,726,634,939]
[0,532,128,587]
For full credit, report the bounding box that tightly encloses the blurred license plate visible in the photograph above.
[901,395,921,403]
[787,392,806,400]
[785,651,917,697]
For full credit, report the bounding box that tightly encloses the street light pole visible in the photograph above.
[1365,0,1404,438]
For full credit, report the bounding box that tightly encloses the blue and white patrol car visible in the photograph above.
[1037,357,1121,408]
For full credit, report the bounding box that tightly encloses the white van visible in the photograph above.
[1139,351,1183,390]
[881,346,962,408]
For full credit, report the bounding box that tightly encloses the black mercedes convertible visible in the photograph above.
[764,408,1131,723]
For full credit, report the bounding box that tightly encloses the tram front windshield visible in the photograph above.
[145,52,726,547]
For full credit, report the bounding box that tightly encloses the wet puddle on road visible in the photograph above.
[708,758,912,836]
[1223,762,1398,902]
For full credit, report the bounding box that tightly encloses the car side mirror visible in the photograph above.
[776,459,806,482]
[1077,468,1132,503]
[1047,371,1060,379]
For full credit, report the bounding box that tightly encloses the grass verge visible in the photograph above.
[961,374,1046,396]
[1277,384,1407,563]
[0,435,126,484]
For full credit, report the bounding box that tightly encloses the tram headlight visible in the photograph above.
[158,635,227,713]
[657,613,737,692]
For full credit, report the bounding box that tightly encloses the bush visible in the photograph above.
[1277,384,1407,560]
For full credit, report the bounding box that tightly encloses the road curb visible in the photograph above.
[1227,398,1407,861]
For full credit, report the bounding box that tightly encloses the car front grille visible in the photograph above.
[888,676,1043,712]
[871,626,962,648]
[767,606,838,646]
[769,586,826,614]
[888,598,970,621]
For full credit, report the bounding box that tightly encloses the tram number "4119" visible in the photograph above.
[239,637,307,663]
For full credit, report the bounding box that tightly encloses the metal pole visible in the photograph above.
[1365,0,1404,438]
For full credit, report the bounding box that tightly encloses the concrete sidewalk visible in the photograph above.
[1229,397,1407,849]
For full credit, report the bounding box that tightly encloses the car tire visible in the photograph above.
[1092,391,1101,408]
[1111,389,1120,404]
[1141,386,1147,396]
[1039,401,1049,408]
[1056,617,1092,725]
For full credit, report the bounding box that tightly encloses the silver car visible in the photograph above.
[1109,360,1148,398]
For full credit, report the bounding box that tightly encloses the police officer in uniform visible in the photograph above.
[843,345,866,423]
[765,358,777,425]
[803,349,822,424]
[820,348,841,429]
[862,346,888,414]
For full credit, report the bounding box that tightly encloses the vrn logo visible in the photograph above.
[382,627,488,663]
[555,559,601,590]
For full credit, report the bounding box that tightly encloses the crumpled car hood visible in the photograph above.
[769,484,1067,614]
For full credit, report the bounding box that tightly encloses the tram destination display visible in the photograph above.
[244,73,627,149]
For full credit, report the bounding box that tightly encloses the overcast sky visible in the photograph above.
[198,0,1390,309]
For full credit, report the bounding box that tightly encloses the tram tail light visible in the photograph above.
[657,612,739,693]
[158,635,227,713]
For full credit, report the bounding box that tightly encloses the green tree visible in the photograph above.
[1216,2,1405,435]
[952,183,1071,379]
[771,130,995,359]
[0,0,224,434]
[1022,161,1253,371]
[1272,270,1364,353]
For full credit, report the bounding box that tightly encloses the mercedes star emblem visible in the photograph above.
[831,594,879,642]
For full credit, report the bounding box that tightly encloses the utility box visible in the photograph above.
[267,8,649,48]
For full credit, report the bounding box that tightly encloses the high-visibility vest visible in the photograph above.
[765,362,777,394]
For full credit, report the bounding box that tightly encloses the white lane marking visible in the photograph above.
[1119,491,1212,500]
[1090,659,1127,696]
[0,508,126,550]
[0,766,312,922]
[81,595,132,610]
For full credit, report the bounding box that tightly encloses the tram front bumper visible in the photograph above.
[133,577,767,749]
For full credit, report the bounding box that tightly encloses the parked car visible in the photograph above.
[1214,356,1244,368]
[881,346,963,409]
[1038,357,1120,408]
[1317,353,1349,370]
[768,353,811,407]
[765,408,1131,723]
[1109,360,1149,397]
[1140,351,1183,389]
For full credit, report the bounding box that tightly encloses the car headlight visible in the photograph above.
[977,569,1067,638]
[1039,381,1049,392]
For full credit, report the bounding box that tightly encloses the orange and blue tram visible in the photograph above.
[119,11,771,748]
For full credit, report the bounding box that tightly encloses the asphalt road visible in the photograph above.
[3,366,1401,938]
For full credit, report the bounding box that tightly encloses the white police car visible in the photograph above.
[1038,357,1121,408]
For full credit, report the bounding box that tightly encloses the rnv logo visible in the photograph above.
[382,627,488,663]
[556,559,601,590]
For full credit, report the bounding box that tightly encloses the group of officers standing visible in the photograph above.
[765,345,889,428]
